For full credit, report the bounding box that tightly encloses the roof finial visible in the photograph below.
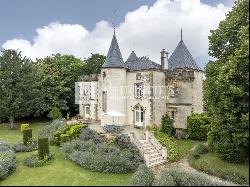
[181,28,183,41]
[112,22,116,35]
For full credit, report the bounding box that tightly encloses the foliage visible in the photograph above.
[0,142,16,180]
[23,153,54,168]
[37,119,65,143]
[154,130,178,161]
[188,152,249,185]
[204,0,249,163]
[160,114,174,136]
[187,113,209,140]
[38,138,50,160]
[128,165,154,186]
[190,143,209,159]
[20,124,29,132]
[12,140,38,153]
[47,107,63,120]
[155,170,176,186]
[80,127,107,144]
[103,124,124,134]
[23,128,32,146]
[34,54,86,116]
[53,123,87,145]
[0,50,39,128]
[61,135,144,173]
[82,54,106,75]
[155,168,220,186]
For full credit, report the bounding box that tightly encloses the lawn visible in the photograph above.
[188,152,249,185]
[174,139,201,160]
[0,121,132,186]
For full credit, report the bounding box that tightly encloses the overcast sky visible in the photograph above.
[0,0,235,68]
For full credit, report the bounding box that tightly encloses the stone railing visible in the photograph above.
[145,131,167,160]
[130,132,151,166]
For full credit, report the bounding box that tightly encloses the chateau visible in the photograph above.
[75,30,203,135]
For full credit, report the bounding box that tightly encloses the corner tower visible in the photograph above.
[100,30,127,126]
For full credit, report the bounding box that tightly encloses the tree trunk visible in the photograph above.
[9,117,14,129]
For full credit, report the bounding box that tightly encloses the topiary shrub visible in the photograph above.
[37,119,65,144]
[160,114,174,136]
[20,124,29,132]
[0,142,16,180]
[187,112,210,140]
[12,139,38,153]
[47,106,63,120]
[38,138,49,160]
[128,165,154,186]
[23,128,32,146]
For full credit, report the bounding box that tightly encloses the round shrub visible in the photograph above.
[164,168,220,186]
[0,142,16,180]
[190,143,209,159]
[187,112,210,140]
[47,106,63,120]
[128,165,154,186]
[23,153,54,168]
[80,128,107,144]
[155,169,176,186]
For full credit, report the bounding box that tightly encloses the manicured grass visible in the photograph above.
[174,139,201,160]
[0,121,132,186]
[188,152,249,185]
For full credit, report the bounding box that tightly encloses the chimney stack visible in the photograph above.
[160,49,169,70]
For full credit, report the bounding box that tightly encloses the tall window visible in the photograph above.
[85,105,90,116]
[134,83,142,98]
[135,106,144,122]
[171,111,175,119]
[102,91,107,112]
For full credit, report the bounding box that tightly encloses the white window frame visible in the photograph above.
[134,83,143,98]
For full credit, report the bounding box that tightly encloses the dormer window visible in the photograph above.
[136,73,141,80]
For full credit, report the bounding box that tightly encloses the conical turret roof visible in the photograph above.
[102,32,125,68]
[169,40,200,71]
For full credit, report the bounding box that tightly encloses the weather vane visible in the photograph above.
[112,9,117,34]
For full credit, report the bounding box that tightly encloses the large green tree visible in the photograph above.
[34,54,86,116]
[83,54,106,75]
[0,50,38,128]
[204,0,249,162]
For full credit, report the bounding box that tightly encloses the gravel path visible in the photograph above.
[152,154,239,186]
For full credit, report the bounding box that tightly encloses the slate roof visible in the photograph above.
[125,51,161,71]
[102,33,125,68]
[168,40,200,71]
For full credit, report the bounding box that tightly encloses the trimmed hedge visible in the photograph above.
[129,165,154,186]
[0,142,16,180]
[61,132,144,173]
[12,140,38,153]
[38,138,49,160]
[155,168,221,186]
[23,128,32,146]
[187,112,210,141]
[20,124,29,132]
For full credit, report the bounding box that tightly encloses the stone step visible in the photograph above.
[141,142,152,147]
[143,147,157,153]
[139,140,149,144]
[149,152,162,158]
[148,159,166,167]
[149,155,164,163]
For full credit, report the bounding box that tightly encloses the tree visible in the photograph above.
[83,54,106,75]
[34,54,86,116]
[204,0,249,162]
[47,107,63,120]
[0,50,38,128]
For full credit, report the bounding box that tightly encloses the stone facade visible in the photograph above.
[75,32,203,132]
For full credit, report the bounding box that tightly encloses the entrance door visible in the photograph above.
[135,106,144,128]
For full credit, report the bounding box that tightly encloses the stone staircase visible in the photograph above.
[130,131,167,167]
